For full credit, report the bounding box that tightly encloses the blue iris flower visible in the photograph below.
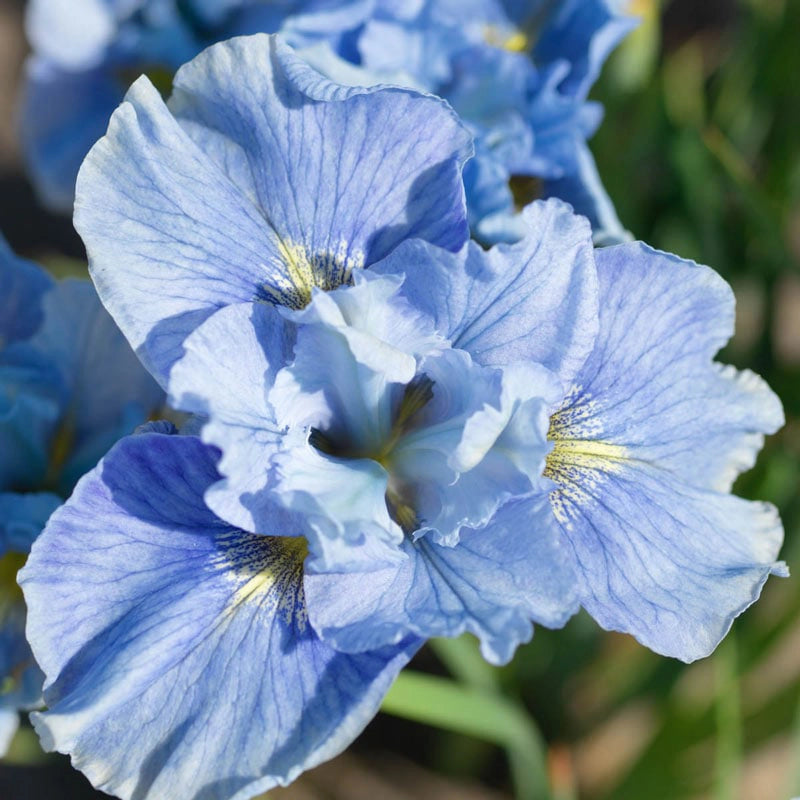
[19,197,785,799]
[18,29,785,800]
[0,236,163,752]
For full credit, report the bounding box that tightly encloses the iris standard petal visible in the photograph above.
[20,431,419,800]
[75,33,472,384]
[375,199,598,385]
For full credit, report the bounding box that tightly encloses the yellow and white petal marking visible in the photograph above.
[483,24,530,52]
[544,388,628,528]
[214,532,309,631]
[263,240,365,310]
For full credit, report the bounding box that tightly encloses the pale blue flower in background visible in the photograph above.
[22,0,371,210]
[23,0,634,245]
[349,0,636,243]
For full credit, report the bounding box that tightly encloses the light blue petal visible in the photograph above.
[0,235,53,347]
[25,0,118,70]
[272,274,442,453]
[375,199,598,385]
[461,151,516,239]
[20,432,419,800]
[390,354,557,545]
[357,15,458,88]
[169,302,291,532]
[75,34,472,384]
[531,0,637,101]
[0,493,51,737]
[549,460,785,662]
[563,243,784,492]
[305,494,578,665]
[274,443,404,568]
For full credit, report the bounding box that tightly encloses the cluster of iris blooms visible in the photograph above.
[0,2,787,799]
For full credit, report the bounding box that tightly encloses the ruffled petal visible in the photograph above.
[305,494,578,665]
[549,459,785,662]
[168,302,291,533]
[562,243,784,492]
[375,199,598,385]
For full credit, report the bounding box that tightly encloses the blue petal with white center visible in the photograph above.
[304,493,578,665]
[19,431,419,800]
[75,33,472,385]
[542,242,786,661]
[169,271,559,577]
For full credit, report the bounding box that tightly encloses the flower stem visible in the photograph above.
[382,668,552,800]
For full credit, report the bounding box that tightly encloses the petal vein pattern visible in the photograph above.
[538,243,786,661]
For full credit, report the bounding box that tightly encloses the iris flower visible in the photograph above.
[20,33,785,800]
